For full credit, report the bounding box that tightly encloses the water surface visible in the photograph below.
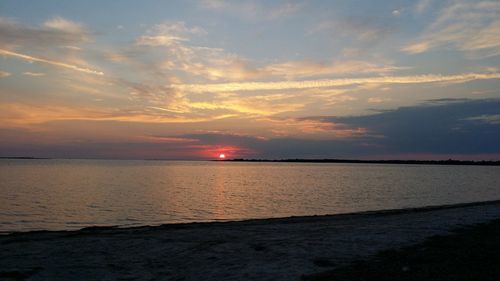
[1,159,499,232]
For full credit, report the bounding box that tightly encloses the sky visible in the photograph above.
[0,0,499,160]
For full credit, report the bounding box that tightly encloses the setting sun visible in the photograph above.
[219,154,225,159]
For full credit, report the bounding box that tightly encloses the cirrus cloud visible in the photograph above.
[403,0,500,57]
[173,72,500,93]
[0,49,104,75]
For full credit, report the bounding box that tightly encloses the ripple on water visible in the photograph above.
[1,160,500,232]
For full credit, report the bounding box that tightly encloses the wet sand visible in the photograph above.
[1,200,500,281]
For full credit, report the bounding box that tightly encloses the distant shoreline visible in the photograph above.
[2,157,500,166]
[0,156,50,160]
[219,158,500,166]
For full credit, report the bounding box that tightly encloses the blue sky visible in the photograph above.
[0,0,499,159]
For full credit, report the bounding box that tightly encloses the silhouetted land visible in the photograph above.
[305,218,500,281]
[0,157,50,160]
[221,158,500,166]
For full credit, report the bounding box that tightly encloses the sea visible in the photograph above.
[1,159,500,233]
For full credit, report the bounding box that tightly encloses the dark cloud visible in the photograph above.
[325,98,500,155]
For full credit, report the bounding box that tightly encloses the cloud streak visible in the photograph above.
[173,72,500,93]
[0,49,104,75]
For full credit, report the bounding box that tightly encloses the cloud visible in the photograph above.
[135,22,260,81]
[464,114,500,124]
[176,50,260,81]
[0,70,10,78]
[262,60,402,79]
[260,117,368,139]
[415,0,433,14]
[136,35,186,47]
[0,102,234,128]
[2,99,499,160]
[44,17,87,34]
[187,93,306,116]
[138,135,200,143]
[136,21,205,47]
[403,0,500,57]
[0,16,90,49]
[134,20,401,83]
[0,17,103,78]
[325,98,500,155]
[173,72,500,93]
[147,99,500,159]
[22,72,45,77]
[200,0,302,21]
[0,48,104,75]
[368,97,392,103]
[312,16,395,46]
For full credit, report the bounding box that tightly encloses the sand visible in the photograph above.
[307,218,500,281]
[1,200,500,281]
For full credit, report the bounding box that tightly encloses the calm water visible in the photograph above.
[1,159,500,232]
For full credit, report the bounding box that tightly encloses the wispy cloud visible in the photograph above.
[0,16,90,49]
[262,60,402,79]
[0,70,11,78]
[368,97,392,103]
[135,21,259,81]
[260,117,368,139]
[173,72,500,93]
[0,49,104,75]
[0,102,235,128]
[133,19,403,83]
[464,114,500,124]
[22,72,45,77]
[138,135,200,143]
[403,0,500,57]
[312,17,395,46]
[415,0,433,14]
[136,21,205,47]
[200,0,303,21]
[44,17,88,34]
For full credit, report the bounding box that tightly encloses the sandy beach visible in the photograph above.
[1,200,500,281]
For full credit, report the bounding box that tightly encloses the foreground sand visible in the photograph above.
[307,218,500,281]
[1,201,500,281]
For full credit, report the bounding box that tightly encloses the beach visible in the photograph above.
[307,217,500,281]
[1,200,500,281]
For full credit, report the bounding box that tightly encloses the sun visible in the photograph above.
[218,153,226,159]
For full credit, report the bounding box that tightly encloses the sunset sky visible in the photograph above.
[1,0,499,160]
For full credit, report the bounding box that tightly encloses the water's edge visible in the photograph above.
[4,199,500,236]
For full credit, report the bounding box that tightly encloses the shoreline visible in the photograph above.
[3,157,500,166]
[2,200,500,280]
[3,199,500,235]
